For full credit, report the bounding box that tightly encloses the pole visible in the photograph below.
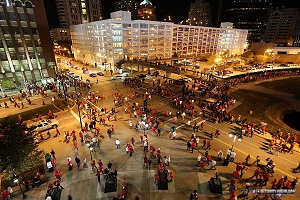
[18,181,26,199]
[77,102,83,130]
[89,148,93,161]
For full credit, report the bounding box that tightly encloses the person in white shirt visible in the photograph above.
[115,139,120,149]
[196,154,201,166]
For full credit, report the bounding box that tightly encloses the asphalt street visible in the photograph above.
[5,56,300,200]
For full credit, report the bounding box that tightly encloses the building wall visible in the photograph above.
[0,0,55,83]
[222,0,271,42]
[55,0,102,28]
[70,11,247,67]
[263,8,300,46]
[114,0,138,20]
[187,0,212,27]
[50,28,71,42]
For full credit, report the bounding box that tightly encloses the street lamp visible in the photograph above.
[75,92,83,130]
[13,174,26,199]
[229,133,242,151]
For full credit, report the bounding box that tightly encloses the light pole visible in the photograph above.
[19,74,27,92]
[13,174,26,199]
[76,92,83,130]
[0,81,4,97]
[229,133,242,151]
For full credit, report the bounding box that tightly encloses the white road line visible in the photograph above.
[70,110,84,126]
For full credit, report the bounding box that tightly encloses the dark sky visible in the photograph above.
[44,0,299,29]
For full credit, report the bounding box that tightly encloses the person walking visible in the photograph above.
[187,140,192,151]
[217,150,223,162]
[75,157,81,170]
[116,139,121,149]
[245,155,250,166]
[96,169,101,182]
[196,154,201,166]
[50,149,56,159]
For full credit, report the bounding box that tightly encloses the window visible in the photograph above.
[8,12,16,21]
[28,13,35,22]
[18,13,26,21]
[0,11,5,20]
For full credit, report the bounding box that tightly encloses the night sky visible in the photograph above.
[44,0,299,29]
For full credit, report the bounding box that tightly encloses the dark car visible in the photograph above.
[97,71,104,76]
[136,74,147,79]
[173,79,186,85]
[89,73,97,77]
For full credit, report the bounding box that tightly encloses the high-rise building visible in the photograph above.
[70,11,247,67]
[222,0,271,42]
[114,0,138,20]
[137,0,156,21]
[263,7,300,46]
[187,0,212,27]
[55,0,102,28]
[0,0,55,83]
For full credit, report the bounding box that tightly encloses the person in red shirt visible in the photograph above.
[191,142,196,153]
[1,188,10,200]
[154,174,159,184]
[169,172,174,181]
[96,170,101,182]
[233,171,240,179]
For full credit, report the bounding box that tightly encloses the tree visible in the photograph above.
[1,80,17,90]
[220,49,230,65]
[240,51,254,65]
[206,54,217,65]
[254,55,267,64]
[0,118,44,179]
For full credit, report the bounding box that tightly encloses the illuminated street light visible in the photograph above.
[229,133,242,151]
[13,174,26,199]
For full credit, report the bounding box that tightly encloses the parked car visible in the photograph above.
[31,119,59,133]
[89,73,97,77]
[97,71,104,76]
[173,79,186,85]
[136,74,147,79]
[111,75,125,80]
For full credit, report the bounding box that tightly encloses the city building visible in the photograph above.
[0,0,55,83]
[137,0,156,21]
[70,11,247,67]
[263,7,300,46]
[222,0,271,42]
[50,28,71,42]
[55,0,102,28]
[187,0,212,27]
[114,0,138,20]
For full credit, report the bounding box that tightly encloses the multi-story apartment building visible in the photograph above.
[187,0,212,27]
[114,0,138,20]
[70,11,247,67]
[50,28,71,42]
[263,7,300,46]
[55,0,102,28]
[0,0,55,83]
[222,0,271,42]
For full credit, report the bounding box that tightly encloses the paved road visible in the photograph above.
[7,57,300,200]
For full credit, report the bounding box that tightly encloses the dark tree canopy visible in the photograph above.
[0,118,43,173]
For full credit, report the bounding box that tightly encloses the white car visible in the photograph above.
[111,75,125,80]
[31,119,59,133]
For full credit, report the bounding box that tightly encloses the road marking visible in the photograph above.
[214,138,296,179]
[70,110,84,126]
[171,119,297,179]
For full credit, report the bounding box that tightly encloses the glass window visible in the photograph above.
[28,13,35,22]
[8,12,16,21]
[18,13,26,21]
[2,26,9,34]
[0,11,5,20]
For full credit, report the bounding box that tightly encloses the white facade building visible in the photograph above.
[70,11,248,67]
